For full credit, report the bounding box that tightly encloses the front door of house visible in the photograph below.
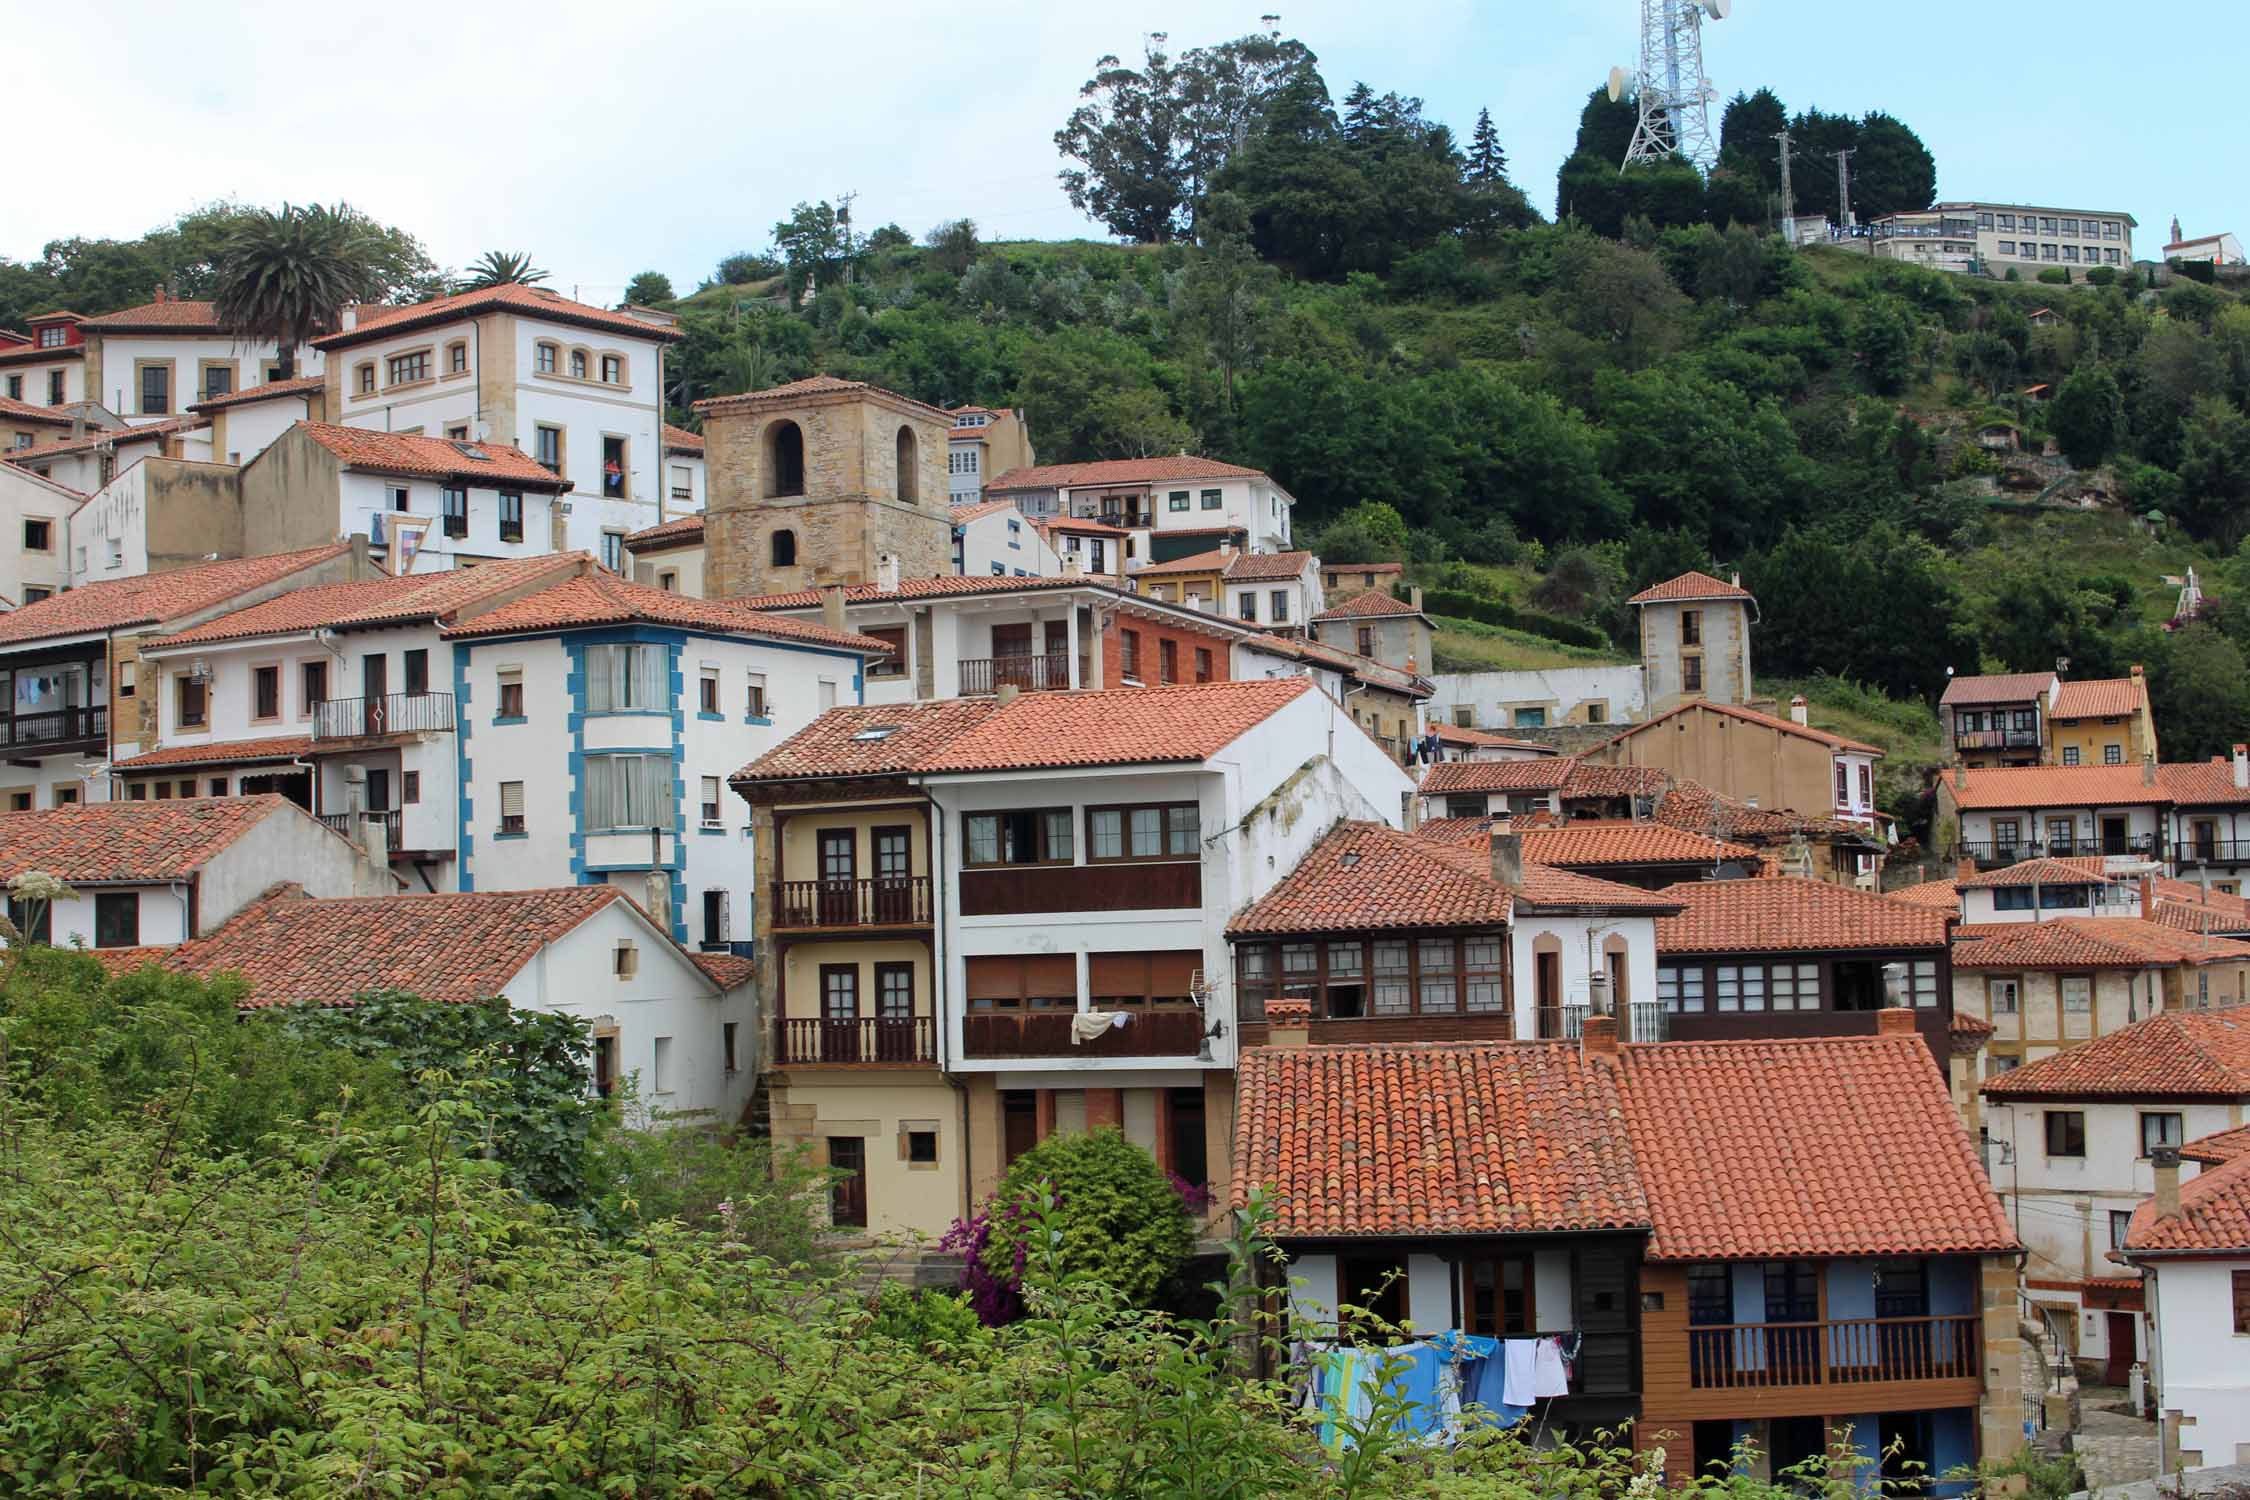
[2103,1312,2135,1385]
[827,1136,867,1229]
[817,829,856,925]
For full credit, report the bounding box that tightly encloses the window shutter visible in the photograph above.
[500,781,526,820]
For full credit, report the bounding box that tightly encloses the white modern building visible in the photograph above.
[76,293,323,422]
[1870,202,2137,278]
[986,455,1296,557]
[951,499,1062,579]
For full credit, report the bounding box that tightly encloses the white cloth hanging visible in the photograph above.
[1531,1337,1570,1398]
[1070,1010,1127,1044]
[1500,1339,1540,1406]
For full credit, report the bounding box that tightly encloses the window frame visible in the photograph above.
[385,348,433,387]
[961,807,1076,869]
[93,890,140,949]
[441,484,468,538]
[1084,801,1200,865]
[250,663,282,722]
[2044,1110,2087,1159]
[497,491,524,543]
[2139,1111,2184,1158]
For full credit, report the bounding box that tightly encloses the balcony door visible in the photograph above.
[817,829,857,925]
[2046,818,2074,856]
[361,654,388,736]
[819,964,860,1063]
[874,962,917,1060]
[2100,815,2128,855]
[990,624,1034,688]
[2193,820,2219,864]
[871,826,913,923]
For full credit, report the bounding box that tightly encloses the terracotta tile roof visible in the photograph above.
[946,500,1018,524]
[1232,1041,1648,1237]
[1948,763,2172,811]
[0,544,351,646]
[1950,917,2250,971]
[1561,762,1672,800]
[87,945,179,976]
[0,417,195,464]
[1038,517,1133,536]
[295,422,571,492]
[1229,821,1516,934]
[661,422,703,453]
[1234,1033,2015,1258]
[624,515,702,549]
[733,573,1113,610]
[2156,758,2250,807]
[186,375,325,413]
[692,952,753,989]
[1429,723,1550,751]
[1131,547,1234,577]
[1890,878,1962,911]
[1613,698,1884,757]
[917,677,1311,775]
[148,554,583,647]
[112,734,314,771]
[2181,1122,2250,1167]
[2124,1150,2250,1256]
[1952,1011,1996,1039]
[1939,672,2056,708]
[1410,817,1496,848]
[1325,561,1405,576]
[2052,677,2143,719]
[1617,1036,2015,1260]
[1960,857,2121,890]
[1223,549,1316,582]
[1982,1010,2250,1101]
[1652,780,1875,843]
[733,699,1002,784]
[1312,590,1422,621]
[986,455,1267,492]
[1518,821,1758,869]
[2149,898,2250,937]
[314,285,683,350]
[1625,570,1754,606]
[78,298,231,332]
[172,886,654,1008]
[440,571,896,653]
[1419,758,1577,795]
[691,373,941,419]
[0,795,291,883]
[1656,876,1951,954]
[0,395,75,427]
[1239,632,1429,697]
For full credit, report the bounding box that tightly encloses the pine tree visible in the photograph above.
[1340,81,1377,142]
[1466,106,1508,184]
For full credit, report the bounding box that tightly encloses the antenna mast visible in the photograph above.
[1622,0,1726,172]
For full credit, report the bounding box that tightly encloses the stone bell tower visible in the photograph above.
[696,374,954,598]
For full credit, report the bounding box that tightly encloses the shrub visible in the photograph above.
[978,1127,1191,1310]
[2037,267,2070,285]
[1420,587,1612,648]
[2085,265,2117,286]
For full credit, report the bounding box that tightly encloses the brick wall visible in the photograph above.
[1101,616,1235,689]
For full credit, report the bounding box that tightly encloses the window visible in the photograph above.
[177,674,207,728]
[1659,964,1706,1013]
[22,517,52,553]
[1236,593,1257,622]
[602,437,626,498]
[2062,976,2092,1014]
[1998,213,2015,230]
[584,754,672,830]
[569,350,588,379]
[301,659,326,709]
[770,529,797,567]
[200,363,233,400]
[1682,655,1704,694]
[498,780,526,834]
[1270,590,1290,623]
[1169,490,1189,512]
[441,485,467,538]
[699,668,720,713]
[252,665,280,720]
[497,492,523,543]
[355,363,376,394]
[2062,745,2080,766]
[534,425,562,471]
[963,808,1074,867]
[1987,977,2021,1014]
[535,343,557,373]
[1200,489,1222,510]
[2063,246,2079,264]
[746,672,768,719]
[387,351,429,385]
[1356,626,1375,657]
[1998,240,2016,256]
[93,892,139,949]
[401,770,420,805]
[2043,243,2059,261]
[658,571,678,592]
[2235,1270,2250,1337]
[36,325,65,349]
[47,370,63,405]
[906,1130,938,1165]
[139,363,170,414]
[2060,219,2078,235]
[599,354,622,384]
[1159,638,1178,684]
[1681,609,1702,646]
[2045,1110,2087,1158]
[585,643,666,711]
[1836,763,1849,807]
[1857,765,1872,807]
[2104,743,2123,765]
[701,775,723,827]
[1977,212,1993,229]
[5,373,19,400]
[497,669,524,719]
[600,532,625,572]
[1120,629,1142,681]
[2106,247,2121,265]
[446,341,467,374]
[1086,802,1198,863]
[2140,1112,2184,1157]
[1194,647,1213,683]
[723,1020,741,1073]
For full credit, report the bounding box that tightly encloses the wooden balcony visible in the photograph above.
[1686,1315,1979,1391]
[959,652,1077,696]
[960,861,1199,917]
[0,703,105,755]
[771,876,932,930]
[312,692,455,742]
[961,1005,1204,1060]
[775,1016,934,1066]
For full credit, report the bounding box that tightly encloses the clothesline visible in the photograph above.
[1295,1332,1581,1450]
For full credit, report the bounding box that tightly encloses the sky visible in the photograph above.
[7,0,2241,298]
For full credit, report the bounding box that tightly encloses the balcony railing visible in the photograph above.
[959,653,1074,696]
[319,809,402,852]
[1556,1000,1670,1043]
[2177,840,2250,867]
[1952,727,2042,751]
[313,692,455,741]
[962,1006,1205,1060]
[1962,834,2157,865]
[1687,1315,1980,1391]
[775,1016,934,1066]
[772,876,932,929]
[0,703,105,752]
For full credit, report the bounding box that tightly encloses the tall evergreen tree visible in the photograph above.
[1466,107,1507,183]
[1717,87,1788,192]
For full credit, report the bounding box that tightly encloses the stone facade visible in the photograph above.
[700,380,954,597]
[1641,595,1754,708]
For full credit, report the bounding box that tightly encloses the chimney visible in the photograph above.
[1790,694,1809,726]
[1730,571,1742,588]
[1956,857,1978,883]
[1876,1006,1918,1036]
[1409,585,1424,612]
[341,305,359,332]
[2152,1145,2181,1220]
[1580,1014,1619,1056]
[1400,788,1419,833]
[2138,873,2154,915]
[2233,743,2247,790]
[1266,996,1313,1048]
[876,552,900,592]
[343,763,367,815]
[2143,753,2156,787]
[358,809,389,872]
[1218,539,1235,557]
[153,284,168,304]
[1062,552,1083,576]
[1585,971,1614,1018]
[1489,817,1523,889]
[820,584,847,634]
[1953,765,1966,793]
[643,867,672,932]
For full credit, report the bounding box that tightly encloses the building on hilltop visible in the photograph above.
[984,453,1294,559]
[1628,570,1755,709]
[1869,202,2136,277]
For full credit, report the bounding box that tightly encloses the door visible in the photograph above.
[1043,620,1070,688]
[2103,1312,2134,1385]
[1992,819,2020,860]
[1166,1086,1208,1189]
[365,768,391,813]
[990,624,1033,687]
[361,654,388,735]
[817,829,857,925]
[827,1137,867,1229]
[820,964,860,1063]
[871,826,912,922]
[873,962,917,1061]
[2194,820,2219,864]
[2047,817,2075,857]
[1535,950,1563,1037]
[1002,1090,1039,1166]
[2101,815,2129,855]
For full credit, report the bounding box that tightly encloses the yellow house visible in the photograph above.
[2046,668,2158,768]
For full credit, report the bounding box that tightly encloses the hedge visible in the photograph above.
[1420,588,1613,649]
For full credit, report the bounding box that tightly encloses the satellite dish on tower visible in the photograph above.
[1704,0,1730,18]
[1607,65,1628,103]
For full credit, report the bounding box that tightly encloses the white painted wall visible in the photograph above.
[66,460,153,587]
[1961,803,2164,850]
[1987,1097,2235,1284]
[1430,666,1646,731]
[0,463,76,604]
[0,354,85,407]
[958,507,1061,579]
[337,469,562,573]
[30,882,189,950]
[96,332,318,423]
[1509,912,1662,1038]
[1105,474,1294,551]
[2148,1257,2250,1469]
[210,395,315,465]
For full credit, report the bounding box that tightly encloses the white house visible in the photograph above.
[2160,752,2250,896]
[623,514,706,596]
[0,311,89,410]
[76,293,323,422]
[2122,1142,2250,1472]
[440,568,895,950]
[986,455,1297,556]
[1129,546,1325,631]
[311,285,682,567]
[3,419,191,495]
[0,794,391,953]
[0,461,80,607]
[166,883,757,1123]
[185,375,326,465]
[951,500,1062,579]
[1430,664,1646,732]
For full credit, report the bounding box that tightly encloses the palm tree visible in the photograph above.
[458,251,549,291]
[211,203,383,378]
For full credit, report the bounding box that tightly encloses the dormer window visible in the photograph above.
[37,326,66,349]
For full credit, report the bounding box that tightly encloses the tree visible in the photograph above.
[211,202,386,378]
[1849,112,1937,220]
[1465,106,1507,183]
[622,270,674,307]
[1309,500,1411,562]
[925,218,981,277]
[978,1128,1193,1307]
[712,250,780,285]
[2143,624,2250,764]
[1595,365,1803,553]
[1746,523,1971,700]
[2175,395,2250,544]
[1013,326,1192,460]
[2049,366,2124,470]
[1718,88,1788,193]
[1570,85,1639,167]
[459,250,548,290]
[1170,193,1273,416]
[1850,294,1915,395]
[771,201,855,294]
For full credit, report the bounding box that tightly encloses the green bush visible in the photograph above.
[1421,586,1613,648]
[980,1127,1192,1307]
[2037,267,2070,285]
[2085,265,2116,286]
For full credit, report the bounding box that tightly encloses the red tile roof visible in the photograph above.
[2182,1123,2250,1167]
[1429,723,1550,752]
[1134,547,1314,583]
[0,417,194,465]
[77,298,232,332]
[661,422,703,453]
[1325,561,1405,576]
[1939,672,2056,708]
[186,375,325,413]
[946,500,1018,524]
[439,571,896,652]
[0,795,295,883]
[1951,917,2250,971]
[1625,570,1754,606]
[733,700,1002,784]
[1234,1033,2015,1258]
[1982,1010,2250,1101]
[0,544,351,646]
[172,886,666,1008]
[1948,763,2172,811]
[987,455,1267,492]
[314,285,683,350]
[918,678,1311,775]
[692,952,754,989]
[1312,590,1423,621]
[1612,698,1884,757]
[1519,821,1759,869]
[1656,876,1951,954]
[1419,758,1577,795]
[624,515,703,549]
[149,554,585,647]
[295,422,571,491]
[691,373,941,420]
[1952,1011,1996,1039]
[1560,762,1672,800]
[2123,1150,2250,1256]
[2052,677,2143,719]
[1890,878,1962,911]
[1238,632,1430,696]
[112,734,315,771]
[2150,898,2250,936]
[86,945,180,976]
[1229,821,1516,934]
[2156,758,2250,807]
[1653,780,1876,844]
[1960,857,2121,890]
[0,395,75,428]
